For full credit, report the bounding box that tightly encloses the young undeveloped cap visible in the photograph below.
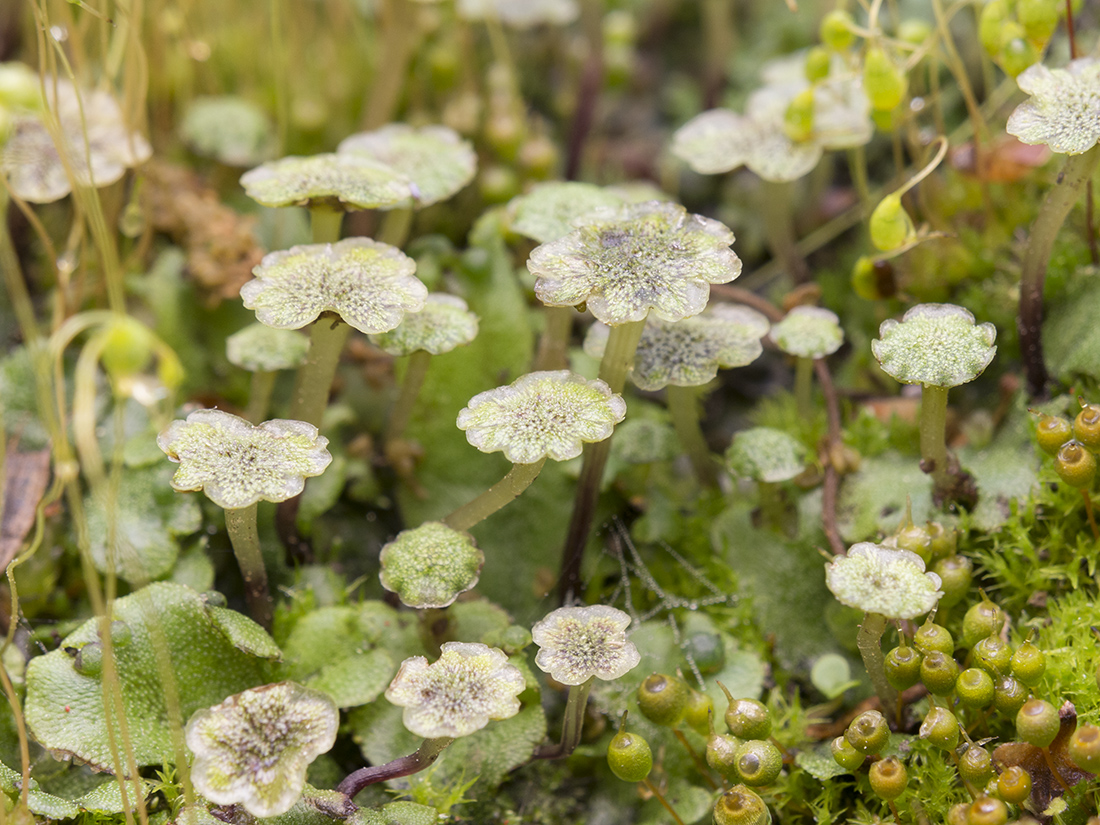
[457,370,626,464]
[157,409,332,510]
[0,79,151,203]
[181,96,276,167]
[385,642,525,738]
[871,303,997,388]
[226,323,309,372]
[338,124,476,207]
[185,682,338,817]
[825,542,943,620]
[726,426,808,483]
[769,306,844,359]
[239,153,412,210]
[508,181,626,244]
[240,237,427,334]
[1007,58,1100,155]
[531,604,641,686]
[379,522,484,609]
[369,293,478,356]
[528,201,742,325]
[584,304,770,391]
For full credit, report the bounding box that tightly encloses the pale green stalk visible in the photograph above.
[919,384,950,499]
[386,350,433,445]
[443,458,547,532]
[666,384,718,487]
[857,611,897,713]
[534,306,574,371]
[794,356,814,412]
[245,371,277,423]
[223,503,272,629]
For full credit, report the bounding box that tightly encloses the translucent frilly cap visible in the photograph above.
[528,201,742,325]
[0,79,152,203]
[457,370,627,464]
[157,409,332,510]
[456,0,579,28]
[338,123,476,207]
[507,181,626,244]
[226,323,309,372]
[769,306,844,359]
[726,426,808,483]
[871,303,997,388]
[240,237,427,334]
[185,682,338,817]
[385,642,525,738]
[584,304,770,391]
[180,96,276,167]
[369,293,478,356]
[825,542,943,620]
[531,604,640,686]
[1007,58,1100,155]
[239,153,412,210]
[379,522,485,609]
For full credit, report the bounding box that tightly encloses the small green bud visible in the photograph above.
[993,675,1029,718]
[978,0,1010,56]
[637,673,690,728]
[830,735,865,771]
[707,731,742,780]
[1074,403,1100,450]
[1067,723,1100,773]
[919,650,959,695]
[926,522,957,561]
[1016,698,1060,748]
[720,683,772,740]
[1010,637,1046,687]
[607,714,653,783]
[845,710,889,755]
[919,706,960,750]
[897,19,933,46]
[956,668,995,709]
[868,756,907,800]
[684,687,715,736]
[869,193,915,251]
[1035,414,1073,455]
[958,744,994,787]
[804,46,832,82]
[967,795,1008,825]
[820,10,856,51]
[1000,36,1038,78]
[783,89,816,143]
[884,644,922,691]
[996,765,1032,804]
[1017,0,1061,43]
[734,739,783,787]
[932,555,972,608]
[895,522,933,563]
[862,48,908,112]
[101,317,156,382]
[914,619,954,655]
[972,636,1012,676]
[712,785,769,825]
[108,620,132,648]
[961,598,1005,648]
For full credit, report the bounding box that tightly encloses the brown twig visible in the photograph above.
[708,284,784,321]
[815,358,845,556]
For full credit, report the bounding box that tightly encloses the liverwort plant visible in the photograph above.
[447,370,626,531]
[185,682,338,817]
[1005,57,1100,397]
[726,426,809,532]
[871,303,997,506]
[378,522,485,609]
[769,306,844,411]
[584,304,770,485]
[157,409,332,627]
[531,604,641,759]
[825,542,943,715]
[528,200,742,600]
[337,642,525,797]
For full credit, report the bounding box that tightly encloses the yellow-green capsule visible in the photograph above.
[607,713,653,783]
[863,48,908,112]
[869,193,915,251]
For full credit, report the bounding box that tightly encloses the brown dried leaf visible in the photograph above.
[0,447,51,572]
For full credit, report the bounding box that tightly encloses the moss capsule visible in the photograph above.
[869,193,915,251]
[885,644,922,691]
[1016,698,1060,748]
[783,89,815,143]
[734,739,783,786]
[684,687,714,736]
[894,520,932,563]
[1074,403,1100,450]
[919,706,960,751]
[973,636,1012,676]
[1017,0,1060,42]
[993,676,1029,718]
[713,785,769,825]
[637,673,690,728]
[845,710,890,755]
[914,619,954,655]
[996,765,1032,805]
[1055,441,1097,488]
[607,715,653,783]
[962,598,1005,648]
[919,650,959,695]
[804,46,831,82]
[1035,414,1073,455]
[820,9,856,51]
[958,744,994,787]
[1010,637,1046,687]
[979,0,1009,56]
[868,756,907,800]
[926,521,958,561]
[932,555,972,608]
[956,667,995,709]
[707,732,742,780]
[967,795,1008,825]
[830,735,865,771]
[720,684,772,740]
[1068,723,1100,773]
[1000,36,1038,79]
[862,48,908,112]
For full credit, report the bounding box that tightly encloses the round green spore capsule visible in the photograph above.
[973,636,1012,676]
[958,744,994,787]
[956,667,995,709]
[845,710,889,755]
[1035,414,1072,455]
[713,786,769,825]
[1068,723,1100,773]
[607,729,653,783]
[725,697,772,741]
[919,706,960,750]
[830,735,865,771]
[1016,698,1060,748]
[996,765,1032,805]
[885,645,922,691]
[962,599,1005,648]
[919,650,959,695]
[1073,403,1100,450]
[914,620,954,655]
[1055,440,1097,488]
[734,739,783,786]
[637,673,689,728]
[1010,638,1046,687]
[869,756,907,800]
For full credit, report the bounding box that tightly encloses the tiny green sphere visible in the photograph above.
[967,795,1008,825]
[101,317,156,381]
[845,710,890,755]
[895,521,932,562]
[962,599,1005,648]
[996,765,1032,805]
[74,642,103,677]
[684,688,715,736]
[946,802,970,825]
[820,9,856,51]
[804,46,832,82]
[734,739,783,787]
[973,636,1012,676]
[783,89,816,143]
[108,620,132,648]
[713,785,769,825]
[707,732,742,780]
[725,698,772,741]
[1074,403,1100,451]
[1035,414,1073,455]
[919,706,960,751]
[914,620,954,655]
[958,744,994,787]
[885,644,923,691]
[897,19,933,46]
[993,676,1029,718]
[1055,441,1098,488]
[932,555,972,608]
[1016,698,1060,748]
[1067,723,1100,773]
[919,650,960,696]
[607,729,653,783]
[637,673,690,728]
[956,668,996,709]
[868,756,908,801]
[830,735,865,771]
[1010,638,1047,687]
[869,193,915,251]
